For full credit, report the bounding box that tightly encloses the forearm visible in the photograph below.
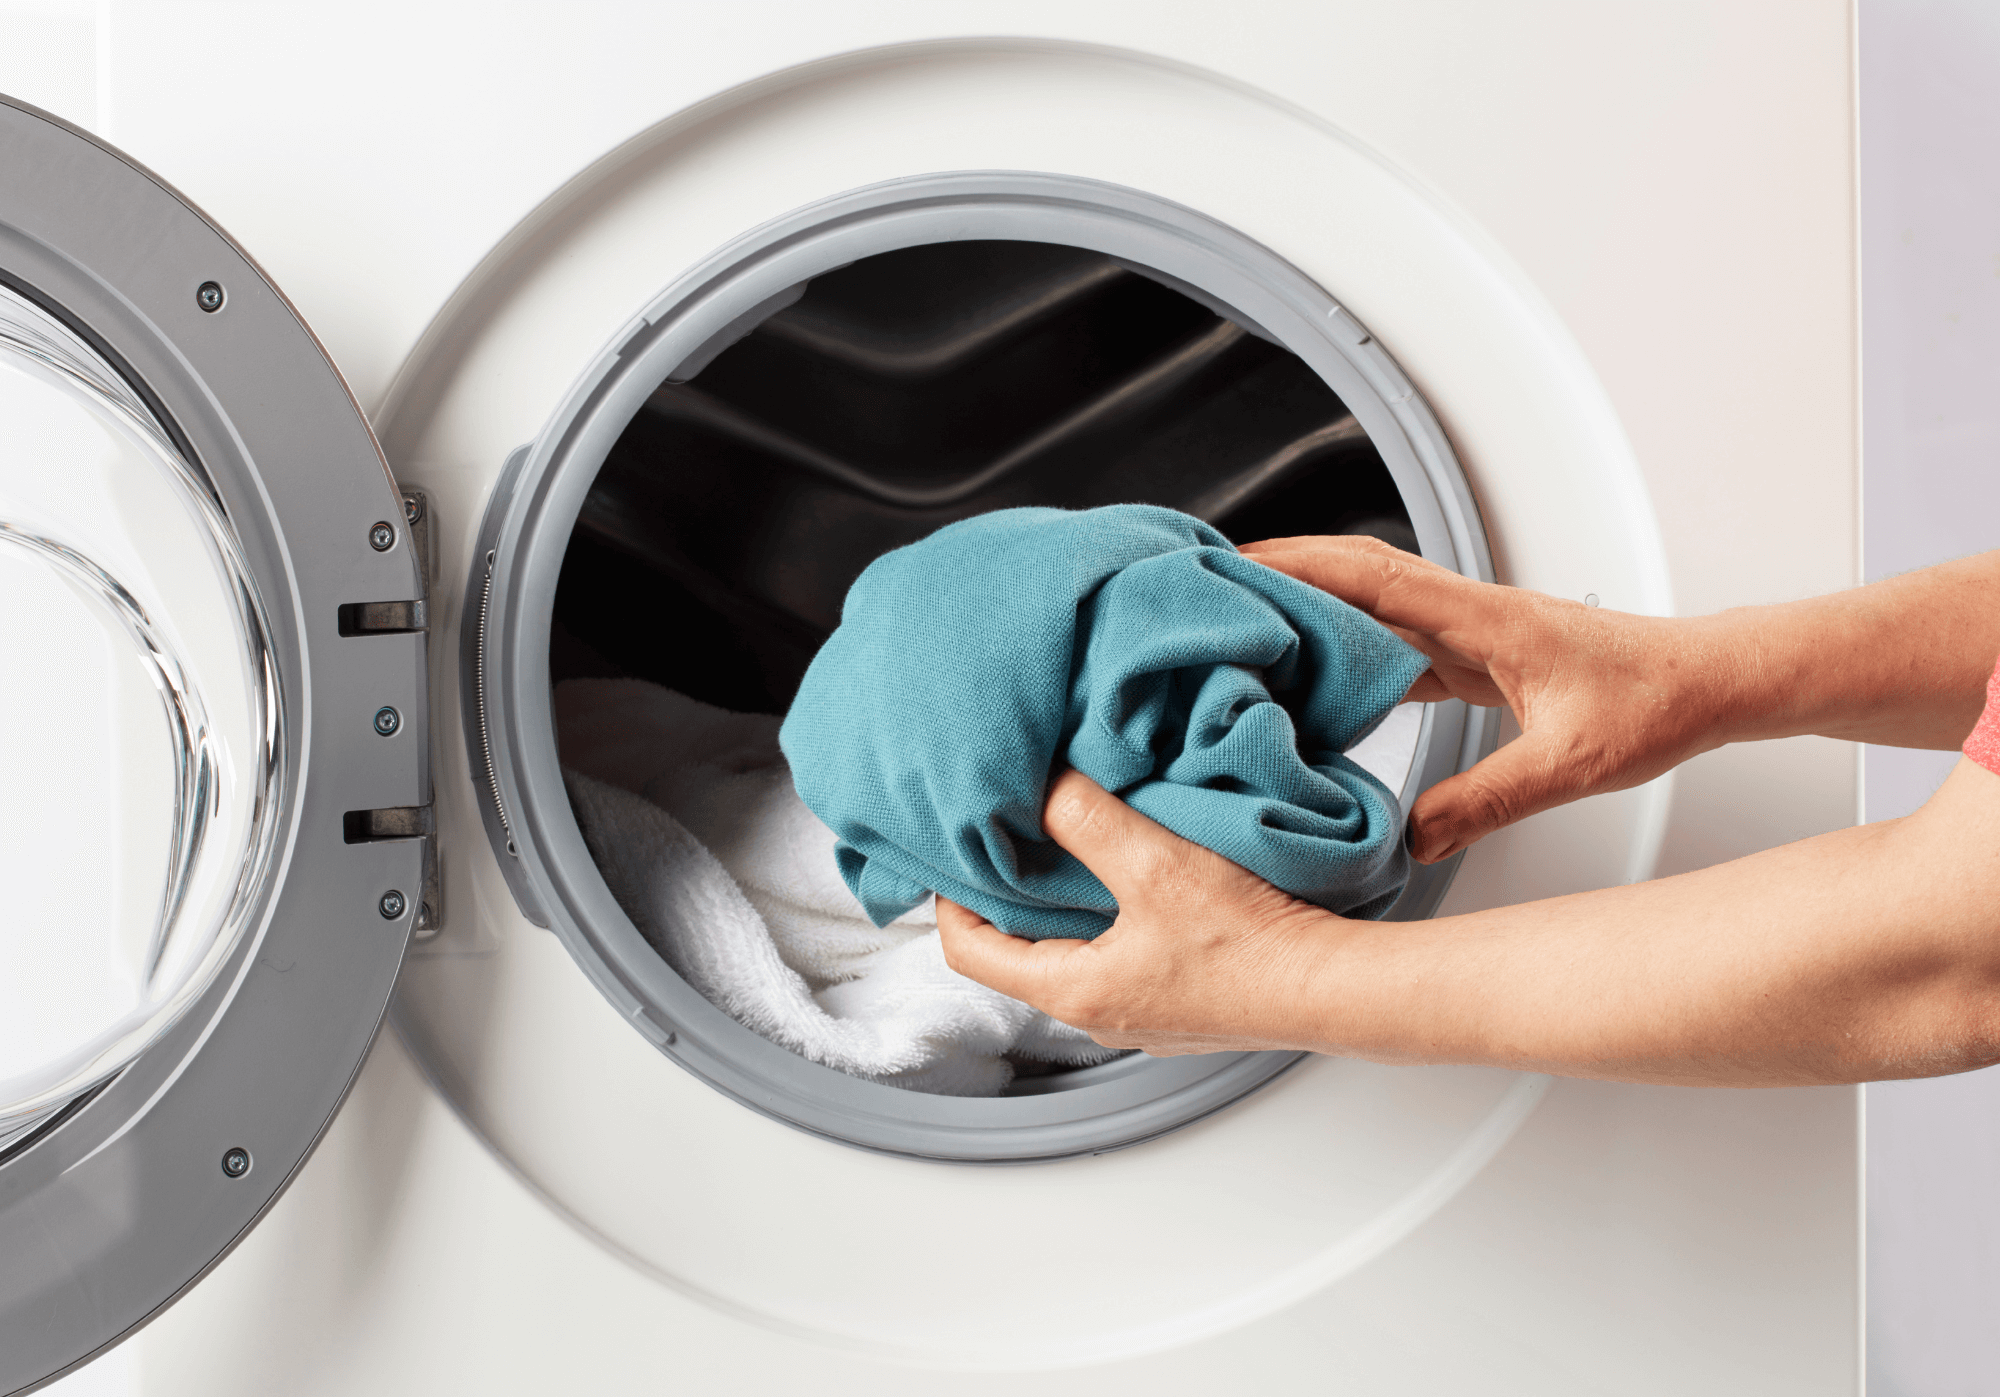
[1305,759,2000,1085]
[1689,550,2000,750]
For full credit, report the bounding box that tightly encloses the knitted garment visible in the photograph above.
[779,505,1431,940]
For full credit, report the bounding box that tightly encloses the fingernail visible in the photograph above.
[1410,837,1452,865]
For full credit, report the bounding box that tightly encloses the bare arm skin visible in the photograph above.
[1236,538,2000,863]
[934,544,2000,1085]
[939,760,2000,1086]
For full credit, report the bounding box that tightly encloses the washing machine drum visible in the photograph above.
[0,101,427,1391]
[560,239,1421,706]
[464,174,1497,1165]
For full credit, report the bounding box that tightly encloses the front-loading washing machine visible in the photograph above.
[2,3,1872,1393]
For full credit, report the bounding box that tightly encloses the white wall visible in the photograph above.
[0,0,95,133]
[1861,3,2000,1394]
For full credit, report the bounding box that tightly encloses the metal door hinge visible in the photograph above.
[401,487,434,585]
[337,598,427,634]
[344,805,442,936]
[340,489,434,634]
[342,484,440,936]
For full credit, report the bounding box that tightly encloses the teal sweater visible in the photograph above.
[780,505,1429,940]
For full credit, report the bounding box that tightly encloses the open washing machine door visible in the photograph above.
[0,99,429,1393]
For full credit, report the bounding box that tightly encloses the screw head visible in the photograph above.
[372,706,401,736]
[379,889,407,920]
[221,1146,251,1178]
[401,493,424,524]
[368,520,396,551]
[196,281,225,313]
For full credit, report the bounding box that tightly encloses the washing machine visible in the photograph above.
[1,3,1876,1393]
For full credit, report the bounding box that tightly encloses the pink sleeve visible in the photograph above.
[1967,654,2000,777]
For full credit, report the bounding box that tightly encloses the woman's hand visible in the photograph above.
[1241,535,1726,863]
[936,769,1348,1056]
[936,545,2000,1082]
[939,761,2000,1086]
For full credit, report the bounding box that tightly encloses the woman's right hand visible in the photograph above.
[1242,535,1730,863]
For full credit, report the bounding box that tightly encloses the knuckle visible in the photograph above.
[1456,773,1519,833]
[1366,550,1435,606]
[1044,786,1093,837]
[1077,799,1127,848]
[1354,538,1407,582]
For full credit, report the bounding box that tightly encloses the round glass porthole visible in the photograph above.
[466,174,1496,1162]
[0,283,282,1155]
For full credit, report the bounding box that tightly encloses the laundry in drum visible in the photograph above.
[558,680,1120,1096]
[779,503,1432,941]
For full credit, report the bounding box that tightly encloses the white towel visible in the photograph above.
[555,679,1117,1096]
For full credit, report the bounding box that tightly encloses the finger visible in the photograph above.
[1241,534,1437,570]
[1405,729,1584,862]
[1247,538,1515,642]
[1242,533,1423,557]
[1040,768,1211,909]
[1403,669,1454,704]
[935,895,1087,1004]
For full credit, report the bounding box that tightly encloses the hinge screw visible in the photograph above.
[196,281,225,313]
[402,493,424,524]
[372,706,401,736]
[379,889,407,920]
[220,1147,251,1177]
[368,521,396,551]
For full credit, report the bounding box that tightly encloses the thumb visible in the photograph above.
[935,896,1087,1003]
[1407,730,1579,863]
[1041,768,1201,909]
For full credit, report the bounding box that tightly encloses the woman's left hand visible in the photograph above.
[936,769,1348,1055]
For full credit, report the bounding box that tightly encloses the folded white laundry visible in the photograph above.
[555,679,1118,1096]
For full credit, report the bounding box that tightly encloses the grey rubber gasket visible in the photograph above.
[466,172,1496,1165]
[0,99,428,1394]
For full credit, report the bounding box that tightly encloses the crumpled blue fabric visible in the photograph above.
[778,505,1430,940]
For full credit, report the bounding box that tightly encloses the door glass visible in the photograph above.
[0,285,282,1147]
